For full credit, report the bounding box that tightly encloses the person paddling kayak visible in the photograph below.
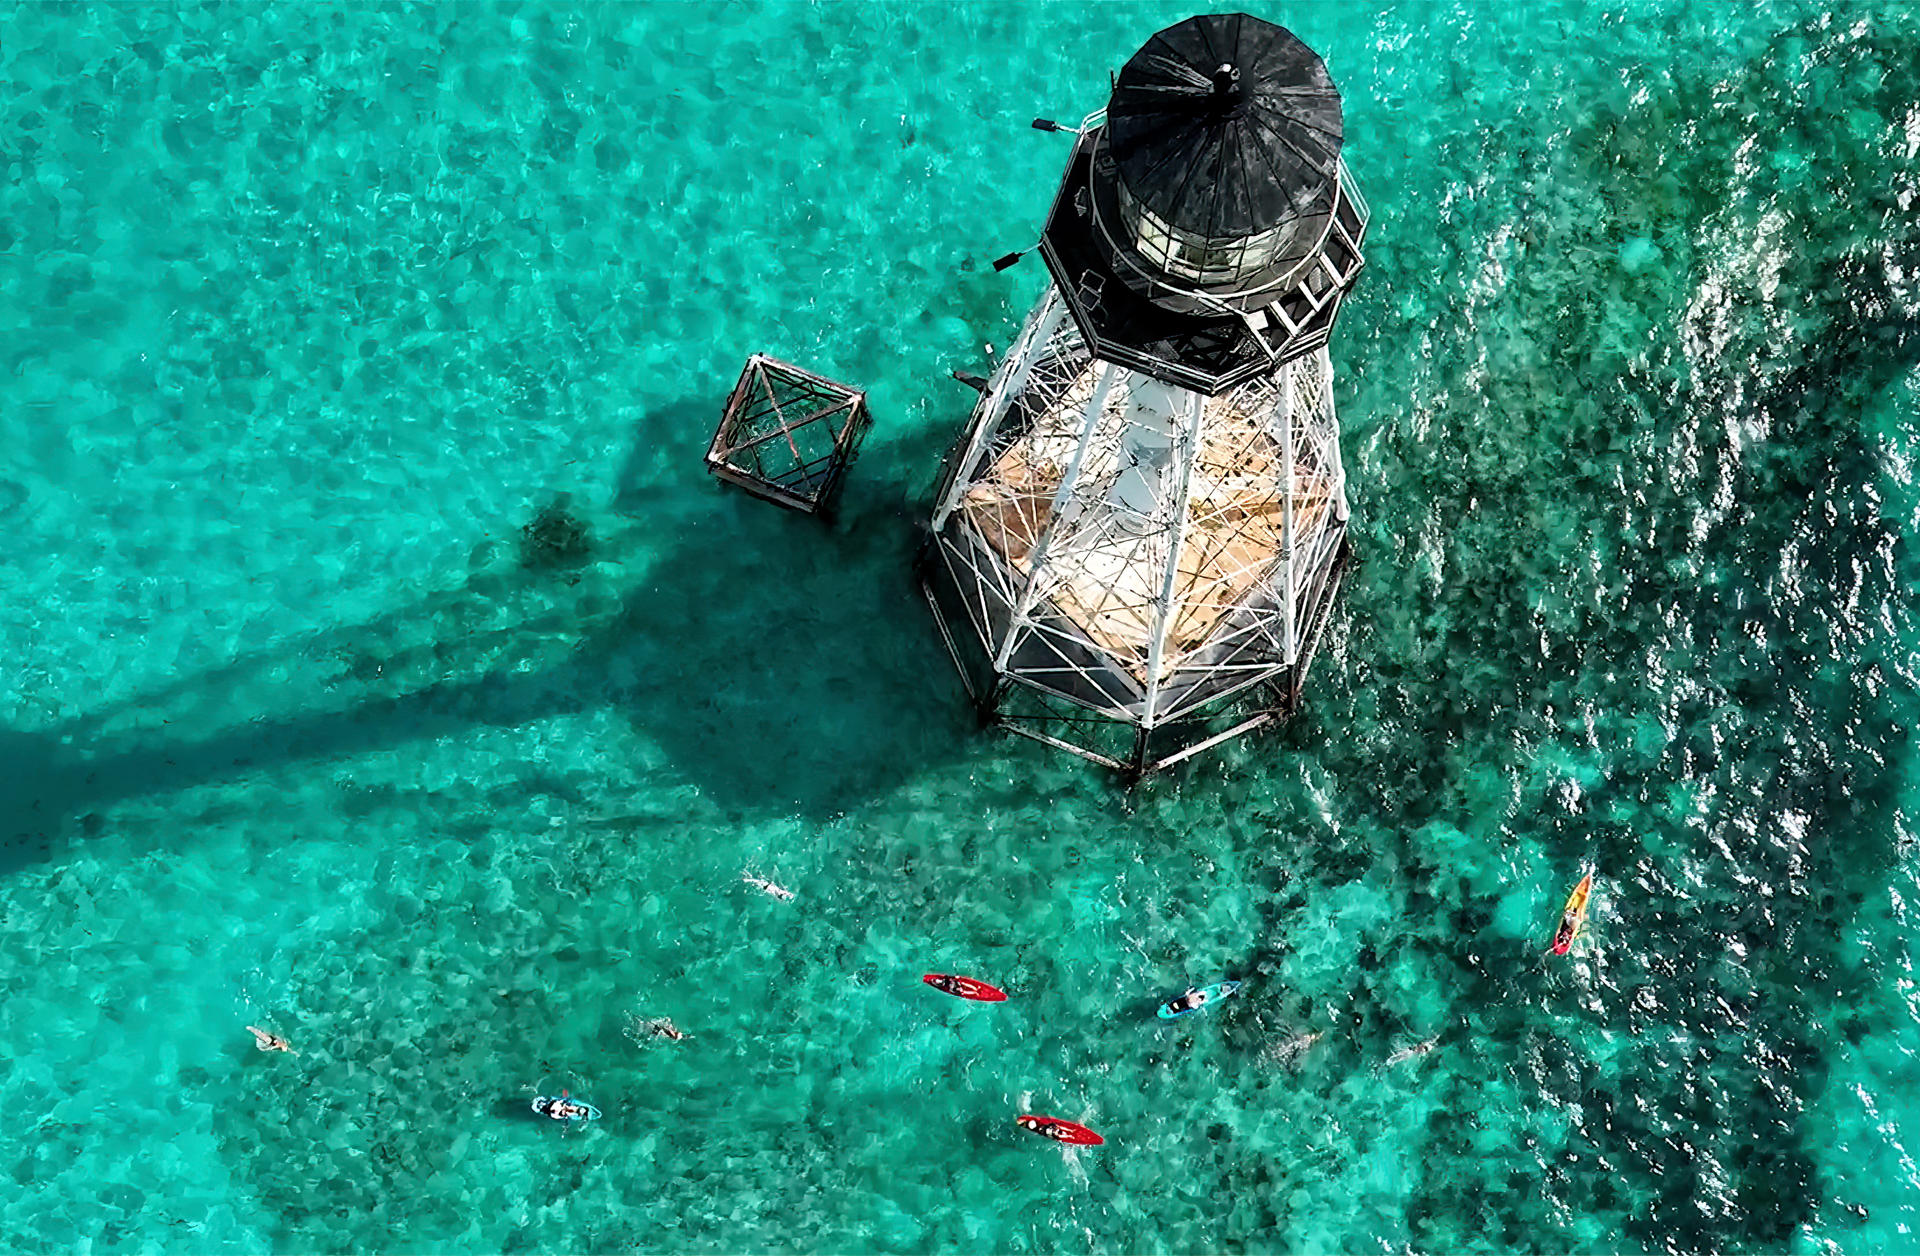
[1548,869,1594,956]
[1164,987,1208,1015]
[1158,981,1241,1019]
[1016,1115,1104,1145]
[535,1096,592,1121]
[532,1090,598,1122]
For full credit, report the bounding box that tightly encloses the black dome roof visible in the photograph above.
[1106,13,1343,239]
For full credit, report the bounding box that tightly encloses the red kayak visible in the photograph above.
[922,973,1007,1002]
[1017,1115,1104,1146]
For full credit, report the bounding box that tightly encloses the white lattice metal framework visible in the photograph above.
[920,288,1351,774]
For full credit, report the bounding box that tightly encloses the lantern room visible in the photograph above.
[1037,13,1369,394]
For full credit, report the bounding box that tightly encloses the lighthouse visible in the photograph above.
[920,13,1369,777]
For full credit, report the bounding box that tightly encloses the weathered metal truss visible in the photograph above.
[920,288,1351,775]
[707,354,871,518]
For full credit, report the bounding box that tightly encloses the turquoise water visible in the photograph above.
[3,1,1918,1251]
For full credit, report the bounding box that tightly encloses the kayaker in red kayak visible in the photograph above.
[1016,1115,1103,1145]
[923,973,1008,1002]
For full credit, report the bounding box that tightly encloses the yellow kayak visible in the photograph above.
[1548,870,1594,956]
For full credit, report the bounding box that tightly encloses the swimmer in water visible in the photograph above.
[246,1026,295,1054]
[625,1013,690,1044]
[1263,1030,1323,1066]
[1384,1036,1439,1067]
[742,872,795,901]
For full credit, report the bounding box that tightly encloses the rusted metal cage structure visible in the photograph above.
[708,354,871,518]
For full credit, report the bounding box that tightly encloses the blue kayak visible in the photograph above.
[532,1096,601,1122]
[1158,981,1242,1020]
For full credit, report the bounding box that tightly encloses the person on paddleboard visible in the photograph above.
[1017,1116,1081,1143]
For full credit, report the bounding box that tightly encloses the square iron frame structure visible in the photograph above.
[707,354,872,519]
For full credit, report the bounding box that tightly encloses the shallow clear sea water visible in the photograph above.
[2,2,1918,1252]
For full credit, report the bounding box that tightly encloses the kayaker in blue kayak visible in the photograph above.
[1159,981,1242,1019]
[1165,987,1209,1015]
[534,1094,594,1122]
